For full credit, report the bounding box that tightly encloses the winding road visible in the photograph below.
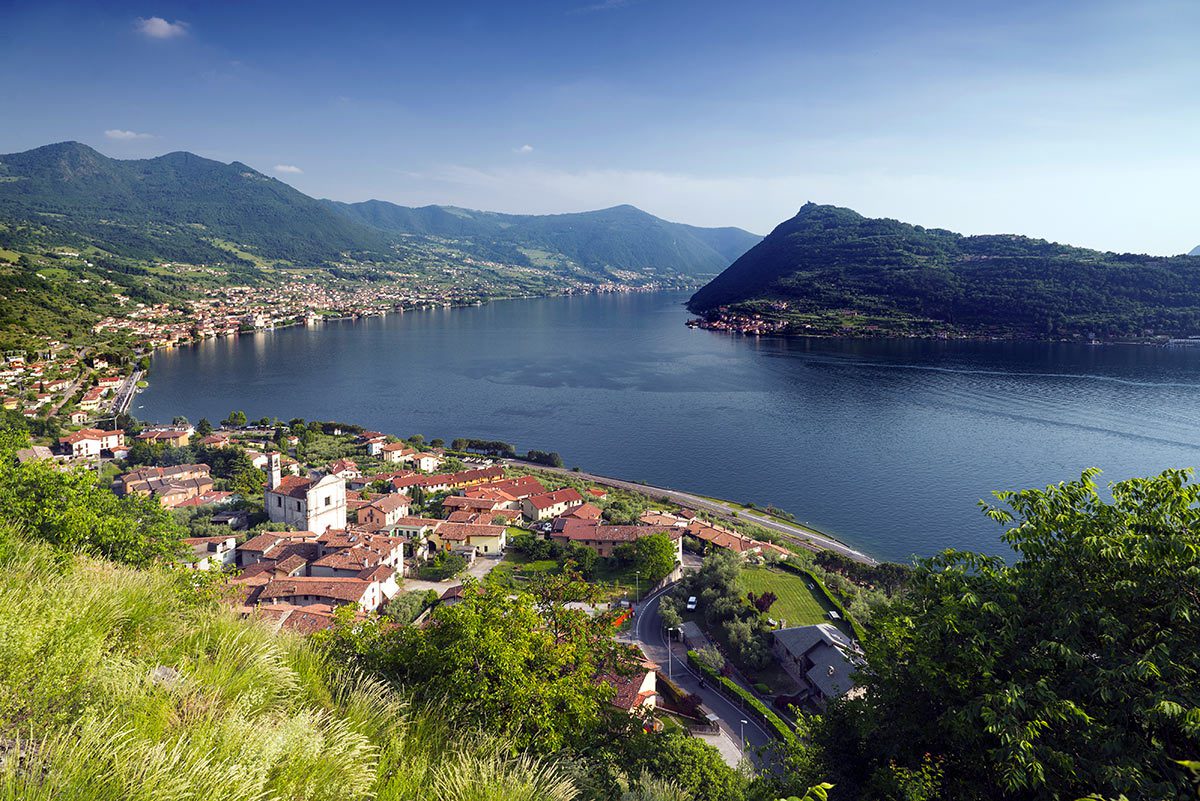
[631,580,775,767]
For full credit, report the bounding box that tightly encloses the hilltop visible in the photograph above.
[0,141,390,264]
[0,142,758,277]
[688,203,1200,340]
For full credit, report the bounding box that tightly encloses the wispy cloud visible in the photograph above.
[514,144,534,154]
[104,129,154,140]
[135,17,188,39]
[273,164,303,174]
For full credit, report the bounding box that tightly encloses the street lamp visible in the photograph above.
[665,626,681,680]
[740,719,748,752]
[634,570,640,603]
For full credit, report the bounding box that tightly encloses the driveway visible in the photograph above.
[401,552,503,594]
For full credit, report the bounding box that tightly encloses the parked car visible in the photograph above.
[686,596,698,611]
[827,610,841,620]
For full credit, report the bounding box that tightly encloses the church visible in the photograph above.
[263,452,347,532]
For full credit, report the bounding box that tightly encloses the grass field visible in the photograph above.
[741,565,838,629]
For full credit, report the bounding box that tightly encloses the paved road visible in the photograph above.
[111,370,143,416]
[631,581,774,766]
[508,461,877,566]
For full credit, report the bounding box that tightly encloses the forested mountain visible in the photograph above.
[0,142,758,276]
[0,142,392,264]
[688,203,1200,339]
[323,199,761,276]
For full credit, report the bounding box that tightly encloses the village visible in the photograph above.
[9,408,873,762]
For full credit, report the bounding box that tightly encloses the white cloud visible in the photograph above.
[514,144,534,154]
[273,164,303,174]
[135,17,188,39]
[104,129,154,140]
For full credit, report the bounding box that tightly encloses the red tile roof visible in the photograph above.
[527,488,584,510]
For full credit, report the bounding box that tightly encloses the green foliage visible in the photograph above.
[316,580,624,754]
[525,449,564,467]
[417,549,468,580]
[0,427,185,566]
[686,650,797,745]
[383,590,430,624]
[821,468,1200,801]
[0,525,584,801]
[690,202,1200,339]
[621,731,749,801]
[634,532,678,584]
[0,142,395,265]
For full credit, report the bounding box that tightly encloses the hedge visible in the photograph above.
[686,650,797,745]
[777,560,868,642]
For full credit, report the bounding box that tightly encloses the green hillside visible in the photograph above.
[0,142,394,265]
[688,203,1200,339]
[324,199,761,276]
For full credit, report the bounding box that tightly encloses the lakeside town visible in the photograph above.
[8,407,896,763]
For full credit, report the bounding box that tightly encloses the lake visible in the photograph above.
[139,290,1200,563]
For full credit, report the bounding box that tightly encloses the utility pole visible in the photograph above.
[740,719,748,752]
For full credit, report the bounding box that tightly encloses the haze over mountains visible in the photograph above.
[689,203,1200,340]
[0,142,759,278]
[323,199,760,277]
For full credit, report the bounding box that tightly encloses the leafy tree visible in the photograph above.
[318,579,623,753]
[660,602,682,630]
[823,469,1200,801]
[0,426,186,566]
[223,410,247,428]
[417,549,467,580]
[384,591,430,624]
[195,417,213,437]
[559,542,598,578]
[229,465,266,499]
[623,731,748,801]
[748,590,778,614]
[635,532,678,583]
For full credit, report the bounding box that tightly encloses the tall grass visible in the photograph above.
[0,522,580,801]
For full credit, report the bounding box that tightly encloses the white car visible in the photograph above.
[686,596,698,611]
[827,610,841,620]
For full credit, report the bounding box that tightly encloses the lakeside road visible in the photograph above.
[507,460,878,566]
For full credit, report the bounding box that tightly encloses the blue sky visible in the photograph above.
[2,0,1198,253]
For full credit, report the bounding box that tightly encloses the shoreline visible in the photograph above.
[684,315,1182,347]
[508,459,877,566]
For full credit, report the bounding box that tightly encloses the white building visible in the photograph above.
[264,453,347,532]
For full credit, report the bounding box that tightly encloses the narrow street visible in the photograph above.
[631,581,775,768]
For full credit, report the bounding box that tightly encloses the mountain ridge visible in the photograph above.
[688,202,1200,340]
[322,197,760,276]
[0,141,759,277]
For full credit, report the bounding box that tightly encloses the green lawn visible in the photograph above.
[741,565,838,629]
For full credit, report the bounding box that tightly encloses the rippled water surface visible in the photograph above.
[140,291,1200,562]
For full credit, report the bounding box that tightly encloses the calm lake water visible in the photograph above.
[140,291,1200,563]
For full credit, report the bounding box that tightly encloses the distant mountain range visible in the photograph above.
[689,203,1200,339]
[322,200,760,277]
[1190,245,1200,257]
[0,142,758,277]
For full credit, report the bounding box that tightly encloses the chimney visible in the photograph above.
[268,452,281,490]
